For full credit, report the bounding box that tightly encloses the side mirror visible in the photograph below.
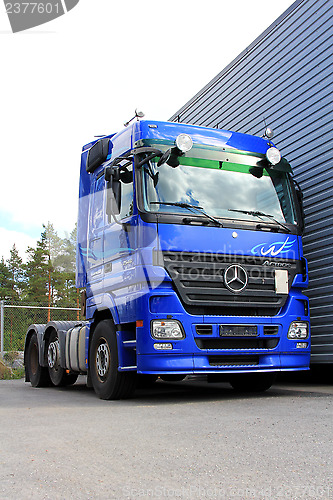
[292,178,305,233]
[296,188,305,232]
[157,147,183,168]
[86,138,110,173]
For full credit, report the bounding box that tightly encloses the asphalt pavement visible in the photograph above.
[1,376,332,500]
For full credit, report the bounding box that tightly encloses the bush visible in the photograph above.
[0,357,25,380]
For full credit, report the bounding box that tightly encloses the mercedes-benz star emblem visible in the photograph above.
[224,265,248,293]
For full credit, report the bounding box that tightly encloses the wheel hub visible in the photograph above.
[96,342,110,378]
[48,340,60,369]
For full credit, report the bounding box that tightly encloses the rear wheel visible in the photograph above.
[229,373,277,393]
[47,330,77,387]
[89,319,136,400]
[26,333,50,387]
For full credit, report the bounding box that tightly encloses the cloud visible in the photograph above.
[0,228,38,262]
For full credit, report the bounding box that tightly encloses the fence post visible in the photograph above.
[0,300,4,357]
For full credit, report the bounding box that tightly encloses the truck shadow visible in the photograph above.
[58,377,332,405]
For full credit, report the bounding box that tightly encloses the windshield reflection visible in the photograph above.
[142,159,296,225]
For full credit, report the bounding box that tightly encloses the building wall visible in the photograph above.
[170,0,333,362]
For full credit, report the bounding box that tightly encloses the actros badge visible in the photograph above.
[4,0,80,33]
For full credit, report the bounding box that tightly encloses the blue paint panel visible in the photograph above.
[170,0,333,362]
[134,120,270,155]
[157,224,300,260]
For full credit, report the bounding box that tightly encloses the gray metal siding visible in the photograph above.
[170,0,333,362]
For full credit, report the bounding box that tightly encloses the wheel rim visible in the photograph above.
[48,339,60,370]
[95,337,110,382]
[30,342,38,376]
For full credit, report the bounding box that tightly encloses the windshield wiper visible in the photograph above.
[150,202,224,227]
[228,209,291,233]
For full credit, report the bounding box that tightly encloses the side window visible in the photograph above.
[119,165,134,220]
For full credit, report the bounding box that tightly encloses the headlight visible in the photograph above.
[175,134,193,153]
[287,322,309,339]
[151,320,185,340]
[266,147,281,165]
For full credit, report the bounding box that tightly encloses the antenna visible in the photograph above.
[124,109,145,127]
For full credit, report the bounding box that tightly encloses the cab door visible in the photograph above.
[87,174,106,297]
[103,163,137,322]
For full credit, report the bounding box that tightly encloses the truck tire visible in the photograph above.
[229,372,277,393]
[47,330,69,387]
[26,332,50,387]
[89,319,136,400]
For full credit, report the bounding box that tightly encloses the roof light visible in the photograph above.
[264,127,274,139]
[175,134,193,153]
[266,147,281,165]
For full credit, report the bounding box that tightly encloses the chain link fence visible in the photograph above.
[0,301,82,354]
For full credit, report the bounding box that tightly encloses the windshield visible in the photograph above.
[141,154,297,225]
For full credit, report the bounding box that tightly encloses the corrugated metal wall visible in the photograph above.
[170,0,333,363]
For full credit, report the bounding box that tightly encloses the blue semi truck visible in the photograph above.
[24,120,310,399]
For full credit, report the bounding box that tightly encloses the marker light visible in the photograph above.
[151,320,185,340]
[287,322,309,339]
[266,147,281,165]
[175,134,193,153]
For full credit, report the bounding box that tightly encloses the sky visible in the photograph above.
[0,0,295,261]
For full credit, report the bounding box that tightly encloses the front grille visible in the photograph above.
[209,355,259,366]
[195,338,279,350]
[160,251,300,317]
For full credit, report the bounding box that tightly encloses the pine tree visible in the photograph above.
[55,224,76,306]
[44,222,64,269]
[7,244,25,303]
[24,231,50,305]
[0,258,12,301]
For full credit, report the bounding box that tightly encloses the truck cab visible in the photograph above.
[25,120,310,399]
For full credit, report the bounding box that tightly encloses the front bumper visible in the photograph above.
[135,288,310,375]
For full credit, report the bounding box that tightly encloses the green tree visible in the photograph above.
[59,223,77,273]
[44,222,64,269]
[24,230,50,305]
[0,258,12,301]
[7,244,25,302]
[55,224,78,308]
[43,222,77,308]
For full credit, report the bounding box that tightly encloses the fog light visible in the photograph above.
[288,322,309,339]
[175,134,193,153]
[266,147,281,165]
[154,343,173,350]
[152,320,185,340]
[296,342,308,349]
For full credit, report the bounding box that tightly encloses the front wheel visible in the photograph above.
[89,320,136,400]
[229,373,277,393]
